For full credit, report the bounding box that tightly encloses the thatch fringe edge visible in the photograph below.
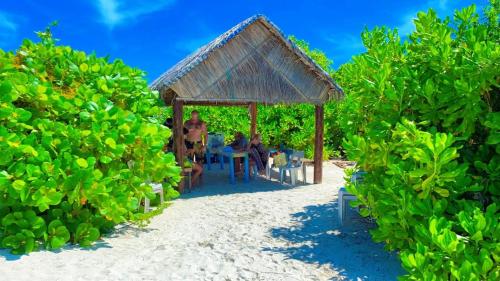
[150,15,344,101]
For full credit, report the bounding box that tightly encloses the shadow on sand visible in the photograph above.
[181,165,307,199]
[184,166,404,280]
[0,223,156,261]
[264,200,405,281]
[180,165,312,199]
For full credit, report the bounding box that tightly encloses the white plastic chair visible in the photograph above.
[129,161,165,213]
[338,187,357,225]
[143,183,164,213]
[279,151,305,186]
[338,172,366,225]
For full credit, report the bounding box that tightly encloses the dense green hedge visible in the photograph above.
[0,28,180,254]
[339,2,499,280]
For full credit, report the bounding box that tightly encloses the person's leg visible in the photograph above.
[258,147,270,175]
[261,154,269,172]
[196,151,205,164]
[249,148,265,172]
[191,163,203,186]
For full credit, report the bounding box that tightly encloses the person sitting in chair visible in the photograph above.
[229,131,248,152]
[229,132,248,174]
[185,153,203,187]
[184,131,203,187]
[248,134,269,175]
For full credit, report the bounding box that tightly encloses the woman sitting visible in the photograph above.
[230,132,248,152]
[229,132,248,174]
[248,134,269,175]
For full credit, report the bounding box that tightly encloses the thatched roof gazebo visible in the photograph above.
[150,15,343,191]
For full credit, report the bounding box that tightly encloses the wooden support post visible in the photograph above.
[249,102,257,138]
[173,99,185,193]
[314,105,324,184]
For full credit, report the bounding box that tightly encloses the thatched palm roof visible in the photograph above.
[150,15,343,105]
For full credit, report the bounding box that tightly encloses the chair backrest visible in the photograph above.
[223,146,234,153]
[289,151,304,167]
[273,153,288,167]
[290,151,304,160]
[282,148,294,159]
[207,133,224,149]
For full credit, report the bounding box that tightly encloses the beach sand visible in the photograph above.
[0,162,403,281]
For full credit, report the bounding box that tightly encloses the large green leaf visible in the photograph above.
[47,220,70,249]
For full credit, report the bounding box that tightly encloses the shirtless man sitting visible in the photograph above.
[184,110,208,162]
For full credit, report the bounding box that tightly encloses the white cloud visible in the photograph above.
[323,33,365,56]
[320,32,367,67]
[95,0,177,29]
[0,13,16,31]
[396,0,455,36]
[0,12,18,48]
[398,13,417,36]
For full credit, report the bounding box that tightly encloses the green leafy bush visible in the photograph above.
[339,2,499,280]
[0,28,181,254]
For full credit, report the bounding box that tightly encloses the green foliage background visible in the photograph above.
[339,2,499,280]
[0,28,180,254]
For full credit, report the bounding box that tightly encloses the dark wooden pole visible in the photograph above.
[173,99,185,193]
[314,105,324,184]
[249,102,257,138]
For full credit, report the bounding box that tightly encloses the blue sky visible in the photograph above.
[0,0,487,82]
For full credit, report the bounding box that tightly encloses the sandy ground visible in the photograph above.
[0,162,403,281]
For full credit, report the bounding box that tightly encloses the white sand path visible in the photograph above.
[0,162,403,281]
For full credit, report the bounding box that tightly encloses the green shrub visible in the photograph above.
[339,2,499,280]
[0,27,181,254]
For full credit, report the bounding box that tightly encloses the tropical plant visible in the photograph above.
[339,2,499,280]
[0,26,181,254]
